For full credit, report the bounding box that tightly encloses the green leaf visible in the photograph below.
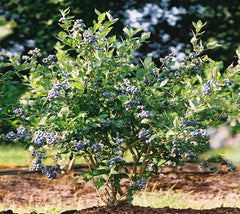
[143,56,152,69]
[108,35,116,43]
[94,9,101,16]
[196,74,203,84]
[110,169,119,175]
[98,12,106,22]
[38,115,48,126]
[69,80,84,90]
[160,78,169,87]
[206,41,222,49]
[58,107,70,118]
[93,23,102,31]
[73,178,79,183]
[189,100,196,111]
[113,119,124,128]
[94,174,108,181]
[93,180,105,187]
[123,26,131,36]
[141,32,151,40]
[97,166,111,170]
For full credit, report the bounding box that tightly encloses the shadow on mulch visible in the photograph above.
[59,205,240,214]
[3,205,238,214]
[1,205,240,214]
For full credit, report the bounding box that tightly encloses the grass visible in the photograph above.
[1,143,240,167]
[133,183,240,209]
[0,144,30,167]
[0,143,87,167]
[0,202,85,214]
[202,145,240,165]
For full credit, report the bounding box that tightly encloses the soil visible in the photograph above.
[0,163,240,214]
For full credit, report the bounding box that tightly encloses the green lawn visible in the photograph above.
[0,144,30,166]
[1,143,240,167]
[0,143,87,167]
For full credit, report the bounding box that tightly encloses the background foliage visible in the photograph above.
[0,0,240,66]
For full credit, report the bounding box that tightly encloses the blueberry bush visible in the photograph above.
[5,8,240,205]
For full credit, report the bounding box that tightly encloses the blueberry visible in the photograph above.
[75,140,85,151]
[6,131,17,139]
[225,79,232,86]
[201,83,211,95]
[91,143,102,152]
[219,115,228,121]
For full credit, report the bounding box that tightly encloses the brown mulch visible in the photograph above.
[61,205,240,214]
[0,163,240,213]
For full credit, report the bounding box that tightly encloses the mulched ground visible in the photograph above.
[1,163,240,213]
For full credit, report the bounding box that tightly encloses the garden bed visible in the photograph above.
[0,163,240,213]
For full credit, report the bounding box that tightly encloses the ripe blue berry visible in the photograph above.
[6,131,17,139]
[91,143,102,152]
[138,110,150,118]
[201,83,211,95]
[138,129,149,138]
[75,140,85,151]
[109,156,125,166]
[224,79,232,86]
[17,126,27,139]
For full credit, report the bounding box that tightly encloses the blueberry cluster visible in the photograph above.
[121,85,140,95]
[127,99,138,106]
[109,156,125,166]
[138,129,150,138]
[144,139,153,145]
[42,167,57,180]
[32,156,45,171]
[6,126,28,140]
[22,48,42,62]
[73,19,86,32]
[57,70,69,78]
[113,137,124,147]
[100,118,110,127]
[32,131,46,146]
[42,54,56,64]
[174,71,181,77]
[160,53,176,63]
[31,152,60,179]
[32,130,59,147]
[6,131,17,139]
[138,110,150,119]
[45,132,58,146]
[47,83,64,100]
[171,141,185,155]
[130,179,148,189]
[17,126,27,139]
[219,115,228,121]
[189,52,196,59]
[180,120,200,128]
[13,108,23,116]
[91,143,102,152]
[189,129,209,138]
[75,140,85,151]
[184,150,197,162]
[83,31,96,43]
[224,79,232,86]
[201,83,212,95]
[143,70,163,86]
[103,92,111,99]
